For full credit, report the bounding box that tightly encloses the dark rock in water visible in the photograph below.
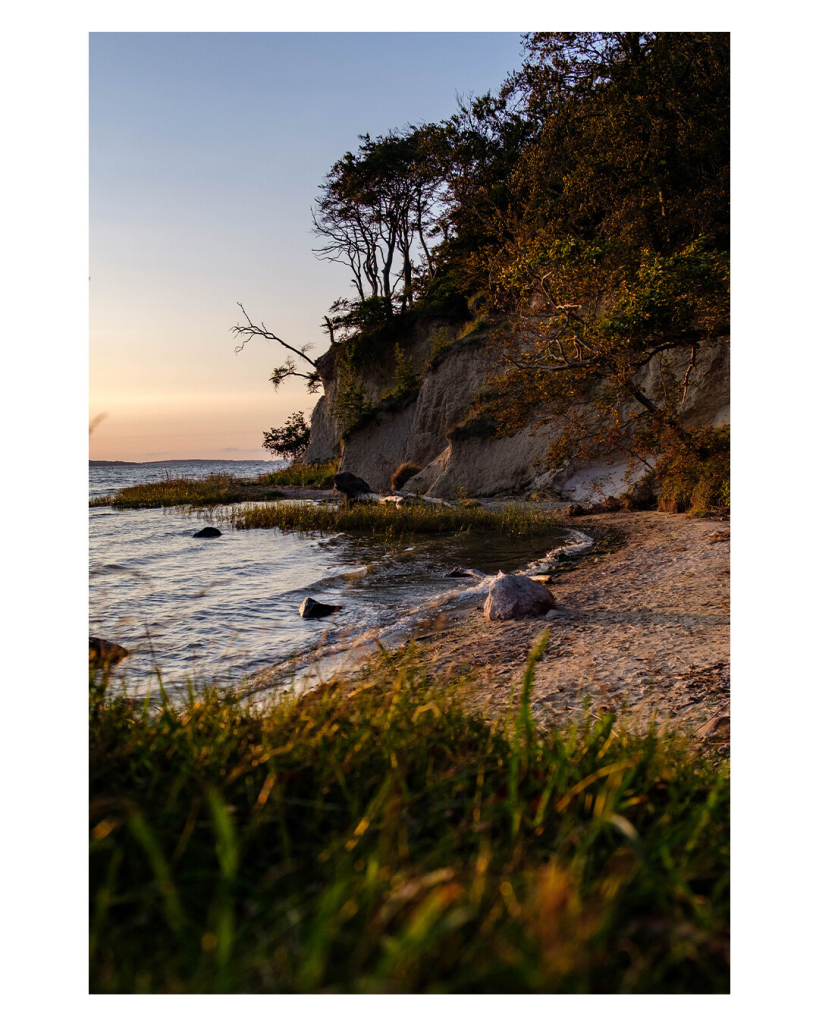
[484,573,556,621]
[194,526,222,538]
[444,567,486,579]
[333,472,373,500]
[299,597,342,619]
[89,636,129,667]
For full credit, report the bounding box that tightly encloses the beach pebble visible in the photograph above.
[193,526,222,538]
[484,573,556,621]
[299,597,342,619]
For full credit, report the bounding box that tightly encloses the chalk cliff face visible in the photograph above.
[303,318,730,502]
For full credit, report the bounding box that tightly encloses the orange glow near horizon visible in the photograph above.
[88,383,310,462]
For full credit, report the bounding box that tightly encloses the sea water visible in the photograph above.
[89,461,582,696]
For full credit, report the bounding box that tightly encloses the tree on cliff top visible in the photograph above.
[236,32,728,491]
[441,32,729,471]
[312,128,445,323]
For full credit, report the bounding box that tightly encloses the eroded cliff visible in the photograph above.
[304,317,730,502]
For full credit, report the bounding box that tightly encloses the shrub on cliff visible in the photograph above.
[654,426,730,515]
[262,411,311,463]
[390,462,422,490]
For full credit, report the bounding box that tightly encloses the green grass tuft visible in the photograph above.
[90,472,286,509]
[225,500,561,539]
[254,459,340,489]
[90,462,341,509]
[90,644,729,994]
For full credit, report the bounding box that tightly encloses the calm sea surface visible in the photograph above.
[89,460,576,696]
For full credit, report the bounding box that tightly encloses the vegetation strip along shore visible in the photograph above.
[223,500,560,537]
[89,463,339,509]
[89,469,562,539]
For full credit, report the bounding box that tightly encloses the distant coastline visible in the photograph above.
[89,458,270,467]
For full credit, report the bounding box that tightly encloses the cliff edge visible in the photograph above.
[304,317,729,502]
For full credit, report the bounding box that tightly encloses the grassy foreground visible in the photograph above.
[90,641,729,993]
[90,472,286,509]
[227,500,560,538]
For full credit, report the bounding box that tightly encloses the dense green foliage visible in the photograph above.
[236,34,729,500]
[90,646,729,993]
[317,33,729,484]
[653,425,730,515]
[313,129,444,321]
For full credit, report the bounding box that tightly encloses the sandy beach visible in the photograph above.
[413,510,730,744]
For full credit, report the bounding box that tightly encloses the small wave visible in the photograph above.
[299,565,370,593]
[524,529,594,573]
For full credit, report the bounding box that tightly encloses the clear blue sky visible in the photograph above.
[89,32,526,460]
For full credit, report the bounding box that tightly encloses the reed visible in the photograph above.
[227,500,561,538]
[255,459,339,489]
[90,473,286,509]
[90,641,729,994]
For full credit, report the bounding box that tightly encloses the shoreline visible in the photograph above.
[90,469,729,740]
[247,506,729,750]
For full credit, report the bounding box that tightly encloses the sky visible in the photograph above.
[89,32,527,461]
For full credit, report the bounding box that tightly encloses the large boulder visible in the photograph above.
[299,597,342,619]
[621,478,656,511]
[333,472,373,501]
[483,574,556,621]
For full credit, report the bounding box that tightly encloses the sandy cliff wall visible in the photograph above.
[304,320,730,501]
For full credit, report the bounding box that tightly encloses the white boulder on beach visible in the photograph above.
[483,573,556,621]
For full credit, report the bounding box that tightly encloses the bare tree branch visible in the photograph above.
[681,342,699,404]
[232,303,318,368]
[232,303,323,395]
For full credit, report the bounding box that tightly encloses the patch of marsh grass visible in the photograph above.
[90,639,729,994]
[226,500,561,539]
[90,472,286,509]
[255,459,340,489]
